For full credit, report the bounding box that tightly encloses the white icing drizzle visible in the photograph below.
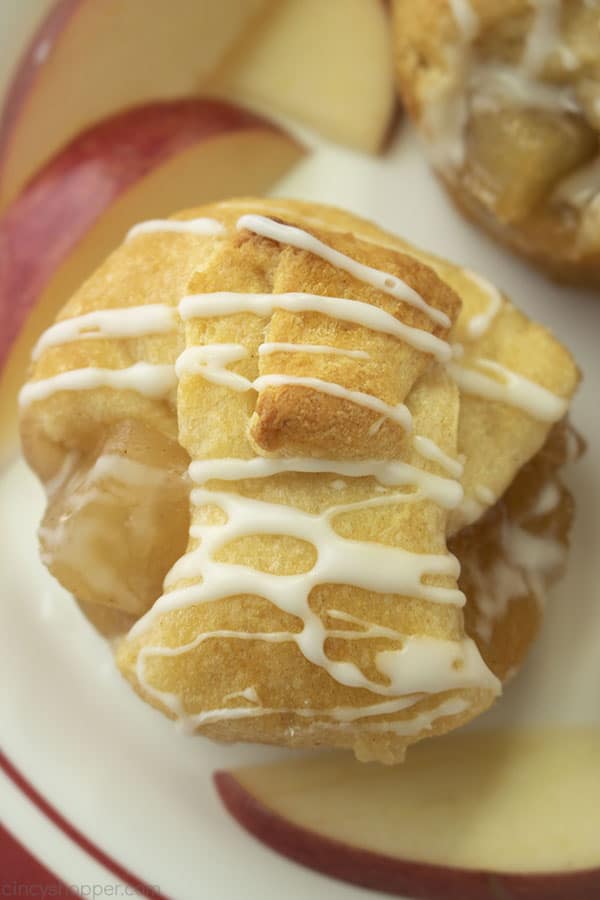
[179,292,451,361]
[253,374,413,431]
[530,480,561,517]
[259,342,370,360]
[44,451,79,498]
[223,687,260,705]
[475,484,496,505]
[449,0,479,41]
[32,305,177,360]
[454,495,486,532]
[175,343,412,429]
[472,559,529,643]
[154,678,469,737]
[471,63,578,115]
[462,270,503,339]
[135,599,494,723]
[128,446,504,718]
[521,0,563,77]
[187,457,463,510]
[501,520,565,583]
[19,363,177,407]
[126,217,225,240]
[466,471,568,643]
[470,1,577,115]
[161,487,465,607]
[346,697,470,736]
[175,344,249,389]
[413,435,463,478]
[554,156,600,209]
[430,0,579,173]
[447,358,567,422]
[421,0,480,170]
[236,215,451,329]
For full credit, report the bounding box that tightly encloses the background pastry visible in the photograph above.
[393,0,600,285]
[20,199,580,763]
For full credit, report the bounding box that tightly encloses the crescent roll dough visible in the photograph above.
[19,198,581,763]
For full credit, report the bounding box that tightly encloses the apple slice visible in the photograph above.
[0,0,271,206]
[215,728,600,900]
[0,98,303,467]
[207,0,396,153]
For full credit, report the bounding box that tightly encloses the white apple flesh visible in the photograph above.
[0,98,304,466]
[208,0,396,153]
[215,728,600,900]
[0,0,270,206]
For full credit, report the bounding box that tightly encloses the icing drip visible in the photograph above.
[126,217,225,240]
[554,156,600,209]
[163,683,469,737]
[32,305,177,360]
[475,484,496,505]
[468,472,567,643]
[449,0,479,41]
[447,358,567,422]
[462,270,503,339]
[236,215,452,328]
[19,363,177,407]
[253,374,413,431]
[471,64,578,115]
[179,292,451,361]
[422,0,479,169]
[413,435,464,478]
[259,342,370,360]
[186,457,463,510]
[521,0,563,76]
[454,495,486,531]
[223,687,260,705]
[472,559,529,643]
[531,480,562,517]
[175,344,249,390]
[44,451,79,498]
[469,1,579,117]
[501,521,565,586]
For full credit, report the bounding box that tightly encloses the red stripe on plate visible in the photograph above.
[0,751,169,899]
[0,822,80,898]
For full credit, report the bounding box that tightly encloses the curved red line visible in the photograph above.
[0,751,170,899]
[0,822,80,898]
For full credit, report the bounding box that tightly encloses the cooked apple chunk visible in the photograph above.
[38,421,190,622]
[464,108,597,224]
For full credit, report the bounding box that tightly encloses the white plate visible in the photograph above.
[1,5,599,900]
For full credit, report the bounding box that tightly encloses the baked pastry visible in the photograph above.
[393,0,600,285]
[20,198,580,762]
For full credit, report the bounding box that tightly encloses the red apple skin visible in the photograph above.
[0,0,80,170]
[214,771,600,900]
[0,98,291,373]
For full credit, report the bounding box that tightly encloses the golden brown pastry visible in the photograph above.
[393,0,600,285]
[20,198,580,763]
